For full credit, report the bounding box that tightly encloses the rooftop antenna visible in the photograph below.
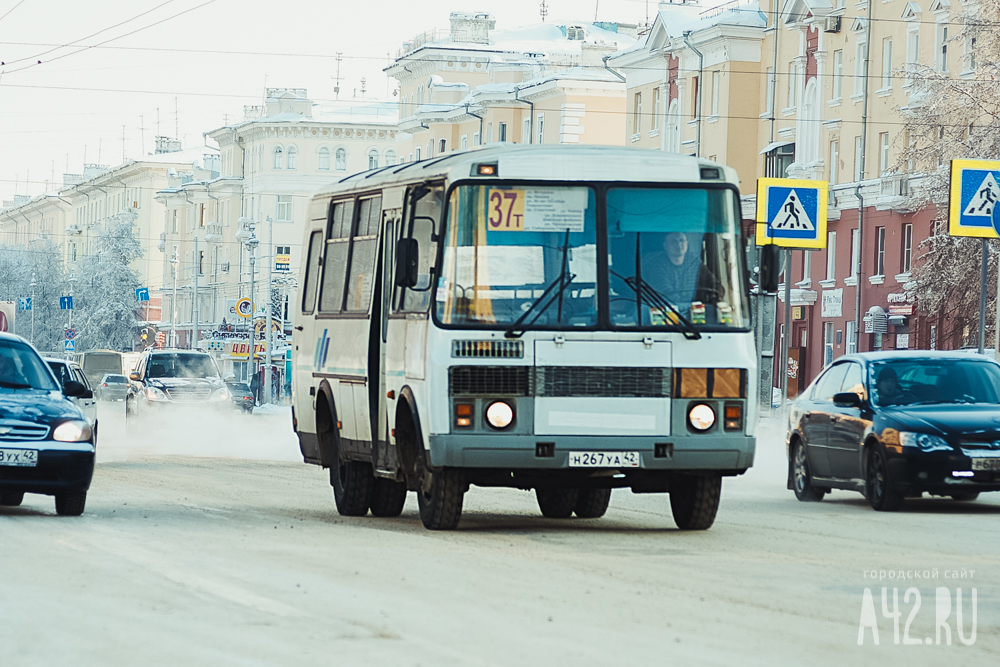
[540,0,548,22]
[333,52,343,99]
[360,77,367,97]
[139,114,146,155]
[174,97,179,141]
[594,1,599,21]
[122,125,126,162]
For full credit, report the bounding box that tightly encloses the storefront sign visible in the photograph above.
[888,304,915,316]
[275,254,291,272]
[226,341,267,359]
[886,292,909,304]
[896,333,910,349]
[821,288,843,318]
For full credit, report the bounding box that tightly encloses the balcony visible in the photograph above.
[205,221,224,244]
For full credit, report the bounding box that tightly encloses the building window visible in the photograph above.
[287,145,297,170]
[415,147,421,161]
[273,146,283,169]
[633,91,642,133]
[523,118,531,143]
[666,99,681,153]
[691,76,699,118]
[850,228,860,278]
[902,223,913,273]
[826,232,837,280]
[335,148,346,171]
[854,135,864,181]
[487,123,493,143]
[385,150,396,166]
[879,132,890,174]
[438,138,447,153]
[906,29,920,84]
[198,250,205,276]
[652,87,660,129]
[498,122,507,142]
[461,135,468,151]
[824,322,835,366]
[832,50,843,99]
[854,41,868,95]
[171,210,178,233]
[788,61,797,107]
[882,38,893,89]
[830,140,839,185]
[969,37,977,71]
[711,72,720,116]
[936,24,949,72]
[318,147,330,170]
[537,114,544,144]
[802,249,811,282]
[276,195,293,223]
[874,226,886,276]
[473,131,480,147]
[368,149,379,170]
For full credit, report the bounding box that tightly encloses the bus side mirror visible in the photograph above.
[395,238,419,288]
[759,244,780,293]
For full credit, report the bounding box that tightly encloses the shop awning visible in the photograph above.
[760,140,794,155]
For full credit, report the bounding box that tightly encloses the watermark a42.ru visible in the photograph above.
[858,586,977,646]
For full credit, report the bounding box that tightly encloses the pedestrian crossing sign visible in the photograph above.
[755,178,828,249]
[949,159,1000,238]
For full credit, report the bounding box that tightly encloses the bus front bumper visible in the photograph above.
[427,434,754,473]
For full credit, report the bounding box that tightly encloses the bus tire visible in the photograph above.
[417,468,465,530]
[535,488,578,518]
[370,478,407,517]
[574,488,612,518]
[669,473,721,530]
[331,461,373,517]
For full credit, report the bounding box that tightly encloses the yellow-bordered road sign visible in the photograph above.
[235,297,254,319]
[755,178,829,249]
[949,159,1000,238]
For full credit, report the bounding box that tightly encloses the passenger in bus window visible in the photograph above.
[645,232,724,309]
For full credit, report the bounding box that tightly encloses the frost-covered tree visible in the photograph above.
[897,0,1000,347]
[75,212,143,351]
[0,240,68,353]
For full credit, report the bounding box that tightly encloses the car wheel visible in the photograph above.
[670,473,722,530]
[536,488,579,518]
[330,460,373,517]
[792,442,826,502]
[0,491,24,506]
[950,492,980,502]
[417,467,465,530]
[369,477,407,517]
[574,488,612,518]
[55,489,87,516]
[866,446,905,511]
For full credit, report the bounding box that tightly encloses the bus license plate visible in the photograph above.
[568,451,640,468]
[971,458,1000,472]
[0,449,38,467]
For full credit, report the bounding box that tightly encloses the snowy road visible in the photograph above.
[2,405,998,666]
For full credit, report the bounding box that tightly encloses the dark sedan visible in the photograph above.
[226,380,254,413]
[0,332,95,515]
[787,351,1000,511]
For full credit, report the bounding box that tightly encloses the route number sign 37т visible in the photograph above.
[487,188,588,233]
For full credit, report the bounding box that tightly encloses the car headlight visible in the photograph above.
[688,404,716,431]
[53,420,92,442]
[145,386,168,401]
[210,388,230,402]
[485,401,514,429]
[899,431,952,453]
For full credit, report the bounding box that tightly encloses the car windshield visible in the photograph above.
[227,382,251,393]
[147,354,220,379]
[437,185,598,327]
[104,375,127,383]
[1,340,60,391]
[607,187,748,329]
[870,359,1000,407]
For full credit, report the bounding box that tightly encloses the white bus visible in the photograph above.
[292,145,769,530]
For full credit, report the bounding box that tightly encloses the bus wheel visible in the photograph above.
[370,478,407,517]
[536,488,578,518]
[574,488,612,518]
[417,467,465,530]
[669,473,721,530]
[330,461,373,517]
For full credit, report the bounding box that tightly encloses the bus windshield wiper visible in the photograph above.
[610,269,702,340]
[506,230,575,338]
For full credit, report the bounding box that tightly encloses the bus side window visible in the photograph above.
[318,199,354,313]
[301,230,323,314]
[345,196,382,313]
[396,185,443,313]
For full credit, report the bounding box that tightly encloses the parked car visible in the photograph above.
[126,349,230,430]
[225,378,254,414]
[1,333,95,515]
[45,357,98,430]
[787,351,1000,511]
[97,373,129,402]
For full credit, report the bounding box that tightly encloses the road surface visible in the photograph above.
[2,404,997,666]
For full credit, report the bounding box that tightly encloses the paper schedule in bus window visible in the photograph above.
[487,187,588,233]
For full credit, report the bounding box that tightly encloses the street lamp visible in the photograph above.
[170,251,179,348]
[29,272,37,345]
[67,272,77,330]
[244,224,259,391]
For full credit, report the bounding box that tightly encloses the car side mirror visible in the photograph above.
[394,238,419,288]
[833,392,863,408]
[129,372,140,381]
[63,380,86,398]
[758,244,781,293]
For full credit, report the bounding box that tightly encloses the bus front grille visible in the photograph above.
[448,366,670,398]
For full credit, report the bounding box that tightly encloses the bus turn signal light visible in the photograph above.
[455,403,473,428]
[724,404,743,431]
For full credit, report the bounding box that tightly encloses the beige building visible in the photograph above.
[386,12,637,160]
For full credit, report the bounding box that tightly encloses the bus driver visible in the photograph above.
[644,232,724,310]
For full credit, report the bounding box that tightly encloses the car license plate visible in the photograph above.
[568,451,640,468]
[0,448,38,467]
[971,457,1000,472]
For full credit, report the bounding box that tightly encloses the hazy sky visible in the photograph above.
[0,0,655,203]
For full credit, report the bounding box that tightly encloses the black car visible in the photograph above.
[787,351,1000,511]
[225,380,255,413]
[126,349,230,429]
[0,333,95,515]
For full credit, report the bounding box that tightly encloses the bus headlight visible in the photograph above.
[688,404,716,431]
[485,401,514,430]
[53,420,92,442]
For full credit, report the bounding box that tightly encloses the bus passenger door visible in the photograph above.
[370,199,403,474]
[293,222,327,462]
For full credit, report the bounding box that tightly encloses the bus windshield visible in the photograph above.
[435,183,748,331]
[437,185,598,327]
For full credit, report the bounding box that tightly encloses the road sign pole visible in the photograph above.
[979,238,988,354]
[781,249,792,418]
